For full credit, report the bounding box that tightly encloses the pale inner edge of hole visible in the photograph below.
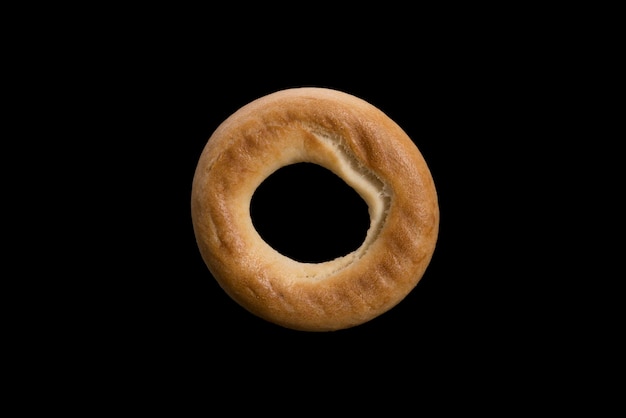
[261,126,392,282]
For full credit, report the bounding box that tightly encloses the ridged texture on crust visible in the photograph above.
[191,87,439,331]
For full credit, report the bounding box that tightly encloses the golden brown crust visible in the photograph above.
[191,87,439,331]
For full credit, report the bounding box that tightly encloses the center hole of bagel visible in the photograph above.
[250,162,370,263]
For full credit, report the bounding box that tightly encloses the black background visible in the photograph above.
[23,7,613,409]
[96,57,549,378]
[85,42,536,373]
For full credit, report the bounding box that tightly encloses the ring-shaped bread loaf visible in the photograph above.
[191,87,439,331]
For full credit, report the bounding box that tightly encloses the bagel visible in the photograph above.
[191,87,439,331]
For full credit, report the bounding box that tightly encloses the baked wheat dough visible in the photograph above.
[191,87,439,331]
